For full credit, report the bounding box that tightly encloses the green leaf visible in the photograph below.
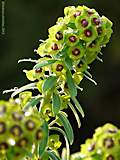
[68,102,81,128]
[57,112,74,145]
[34,60,57,69]
[40,152,49,160]
[47,150,61,160]
[64,55,73,70]
[23,96,42,111]
[52,92,61,115]
[72,97,84,118]
[39,121,49,157]
[42,76,57,92]
[11,83,36,98]
[66,70,77,97]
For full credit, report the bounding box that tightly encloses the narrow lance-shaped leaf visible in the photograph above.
[39,152,49,160]
[47,150,61,160]
[68,102,81,128]
[39,121,49,157]
[64,55,73,70]
[57,111,74,145]
[34,60,57,69]
[11,83,36,98]
[61,148,68,160]
[66,70,77,97]
[23,96,42,111]
[52,92,61,115]
[72,96,85,118]
[42,76,57,92]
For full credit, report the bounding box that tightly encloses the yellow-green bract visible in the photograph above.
[0,98,45,160]
[71,123,120,160]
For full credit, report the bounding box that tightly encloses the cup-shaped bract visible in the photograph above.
[71,123,120,160]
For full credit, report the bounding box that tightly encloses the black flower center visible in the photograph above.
[17,138,28,148]
[97,27,103,35]
[56,64,64,71]
[36,129,43,140]
[0,122,6,134]
[64,83,68,89]
[88,143,95,151]
[107,129,118,134]
[84,29,92,37]
[77,61,84,68]
[87,10,94,16]
[10,125,23,137]
[35,68,42,73]
[0,142,8,150]
[69,36,77,42]
[103,138,114,148]
[46,109,51,115]
[0,105,6,115]
[51,43,59,50]
[25,120,36,131]
[93,18,101,25]
[89,41,96,48]
[81,19,88,27]
[74,11,81,17]
[72,48,80,56]
[55,31,63,40]
[12,112,23,121]
[106,155,114,160]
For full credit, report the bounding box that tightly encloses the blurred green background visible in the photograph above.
[1,0,120,153]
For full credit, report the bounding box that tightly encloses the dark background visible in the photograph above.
[0,0,120,153]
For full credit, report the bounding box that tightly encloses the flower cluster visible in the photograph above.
[24,5,113,121]
[0,94,45,160]
[71,123,120,160]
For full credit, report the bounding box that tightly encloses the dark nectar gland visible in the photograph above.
[72,48,80,56]
[97,27,103,35]
[56,64,64,71]
[55,31,63,40]
[84,29,92,37]
[93,18,101,25]
[35,68,42,73]
[69,36,77,42]
[81,19,89,27]
[74,11,81,17]
[51,43,59,50]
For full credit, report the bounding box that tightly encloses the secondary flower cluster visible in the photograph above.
[71,123,120,160]
[0,94,45,160]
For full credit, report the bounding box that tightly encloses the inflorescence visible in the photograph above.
[1,5,113,160]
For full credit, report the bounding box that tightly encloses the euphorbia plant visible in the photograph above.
[0,5,115,160]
